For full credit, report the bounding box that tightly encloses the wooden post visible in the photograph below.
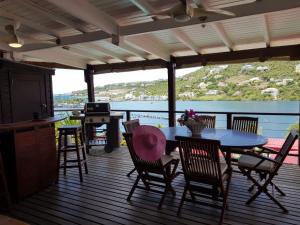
[84,64,95,102]
[227,113,232,129]
[167,57,176,127]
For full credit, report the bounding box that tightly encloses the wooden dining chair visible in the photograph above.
[199,115,216,128]
[123,133,179,209]
[230,116,259,162]
[175,136,232,225]
[238,129,298,212]
[122,119,140,177]
[232,116,258,133]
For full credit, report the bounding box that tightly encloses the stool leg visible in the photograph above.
[63,134,67,176]
[56,132,63,183]
[75,132,83,182]
[80,131,88,174]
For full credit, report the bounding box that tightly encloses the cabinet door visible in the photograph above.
[11,72,46,122]
[14,130,39,198]
[37,127,57,187]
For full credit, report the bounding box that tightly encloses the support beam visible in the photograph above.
[262,14,271,47]
[210,22,233,51]
[0,10,60,38]
[92,44,300,73]
[167,57,176,127]
[93,59,166,74]
[84,65,95,102]
[172,29,201,54]
[14,0,89,33]
[24,48,88,68]
[82,43,126,62]
[45,0,119,35]
[125,35,170,61]
[66,46,106,64]
[113,36,146,59]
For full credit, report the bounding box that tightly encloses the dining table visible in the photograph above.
[160,126,268,168]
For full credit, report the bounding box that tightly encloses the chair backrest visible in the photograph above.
[273,130,298,170]
[123,133,162,172]
[199,115,216,128]
[175,136,223,184]
[122,119,140,133]
[232,116,258,133]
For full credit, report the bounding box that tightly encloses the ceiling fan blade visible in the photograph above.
[204,7,235,16]
[150,2,184,17]
[191,7,235,17]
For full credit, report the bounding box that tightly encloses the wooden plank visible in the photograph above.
[8,148,300,225]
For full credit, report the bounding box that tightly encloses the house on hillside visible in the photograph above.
[178,92,195,98]
[295,64,300,73]
[256,66,270,72]
[206,90,219,95]
[261,88,279,100]
[241,64,255,73]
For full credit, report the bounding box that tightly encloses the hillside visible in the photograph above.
[70,61,300,101]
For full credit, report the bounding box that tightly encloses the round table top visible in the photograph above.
[160,127,268,149]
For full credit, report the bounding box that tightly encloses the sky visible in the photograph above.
[52,67,201,94]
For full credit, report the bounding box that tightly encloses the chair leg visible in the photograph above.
[80,131,88,174]
[75,133,83,182]
[127,175,141,201]
[219,173,231,225]
[189,189,196,201]
[127,167,136,177]
[271,181,285,196]
[177,185,188,216]
[63,134,67,176]
[264,189,288,213]
[158,186,168,209]
[56,133,62,184]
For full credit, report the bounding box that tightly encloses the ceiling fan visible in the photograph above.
[150,0,237,22]
[0,17,56,49]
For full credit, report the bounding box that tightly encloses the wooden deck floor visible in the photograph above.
[8,148,300,225]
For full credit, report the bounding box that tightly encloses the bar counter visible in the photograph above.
[0,116,65,201]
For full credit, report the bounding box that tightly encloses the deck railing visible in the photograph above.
[54,108,300,164]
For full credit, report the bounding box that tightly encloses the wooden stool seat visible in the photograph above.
[57,125,88,182]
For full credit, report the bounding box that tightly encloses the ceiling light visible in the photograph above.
[8,36,23,48]
[8,42,23,48]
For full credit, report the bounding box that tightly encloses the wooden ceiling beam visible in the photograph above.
[45,0,119,35]
[23,48,88,68]
[172,29,201,54]
[14,0,89,33]
[82,42,127,62]
[124,35,170,61]
[64,46,106,64]
[92,44,300,73]
[262,14,271,47]
[210,22,233,51]
[0,10,60,38]
[93,59,167,74]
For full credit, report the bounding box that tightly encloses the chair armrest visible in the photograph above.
[260,146,283,155]
[242,151,281,171]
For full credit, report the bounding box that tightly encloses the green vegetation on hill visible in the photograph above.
[71,61,300,101]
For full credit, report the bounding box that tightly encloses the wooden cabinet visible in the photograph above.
[0,59,54,123]
[14,127,56,199]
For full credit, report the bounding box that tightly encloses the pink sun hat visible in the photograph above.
[132,125,166,161]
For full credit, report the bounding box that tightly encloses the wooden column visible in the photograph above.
[84,65,95,102]
[167,57,176,127]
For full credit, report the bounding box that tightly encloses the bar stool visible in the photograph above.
[57,125,88,182]
[0,150,10,211]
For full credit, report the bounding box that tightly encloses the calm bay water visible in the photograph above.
[110,101,300,138]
